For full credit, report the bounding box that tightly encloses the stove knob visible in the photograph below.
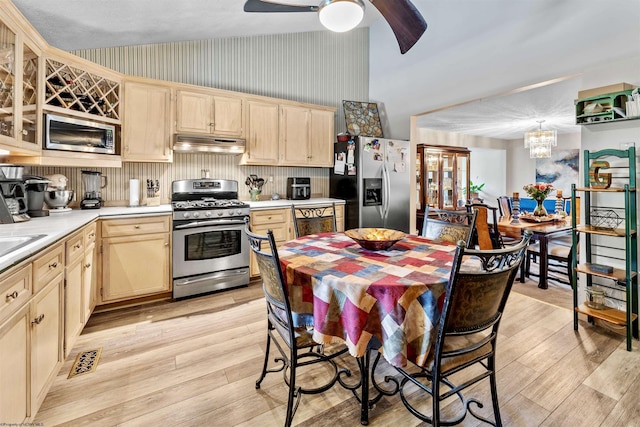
[204,211,212,217]
[235,210,242,216]
[217,211,224,216]
[192,212,200,218]
[183,212,190,219]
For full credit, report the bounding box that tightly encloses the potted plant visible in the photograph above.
[466,180,485,199]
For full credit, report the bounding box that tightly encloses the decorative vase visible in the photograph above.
[249,189,261,201]
[533,198,548,216]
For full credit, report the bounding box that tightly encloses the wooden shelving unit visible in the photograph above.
[571,147,638,351]
[575,89,637,125]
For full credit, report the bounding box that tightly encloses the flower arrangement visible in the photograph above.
[523,182,555,216]
[523,182,554,200]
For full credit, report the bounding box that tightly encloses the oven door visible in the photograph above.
[172,218,249,279]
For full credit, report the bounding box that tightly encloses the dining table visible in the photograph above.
[497,216,572,289]
[278,231,458,424]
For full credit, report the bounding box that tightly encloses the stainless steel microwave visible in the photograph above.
[44,114,116,155]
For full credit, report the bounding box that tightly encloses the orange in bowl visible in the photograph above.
[345,228,406,251]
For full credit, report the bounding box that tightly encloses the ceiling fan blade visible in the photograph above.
[370,0,427,54]
[244,0,318,13]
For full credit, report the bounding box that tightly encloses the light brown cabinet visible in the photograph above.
[242,99,279,165]
[0,7,42,155]
[0,303,30,423]
[176,89,243,137]
[279,105,334,167]
[63,222,97,357]
[100,215,171,303]
[122,80,172,162]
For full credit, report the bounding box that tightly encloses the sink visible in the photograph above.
[0,234,47,258]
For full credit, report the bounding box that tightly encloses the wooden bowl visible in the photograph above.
[345,228,406,251]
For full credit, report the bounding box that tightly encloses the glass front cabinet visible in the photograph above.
[416,145,470,224]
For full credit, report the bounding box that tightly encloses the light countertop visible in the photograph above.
[0,198,344,273]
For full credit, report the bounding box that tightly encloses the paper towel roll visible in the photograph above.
[129,179,140,207]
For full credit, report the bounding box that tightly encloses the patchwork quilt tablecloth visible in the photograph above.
[278,232,457,368]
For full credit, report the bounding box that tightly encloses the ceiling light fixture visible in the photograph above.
[318,0,365,33]
[524,120,557,159]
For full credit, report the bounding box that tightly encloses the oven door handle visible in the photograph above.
[174,218,247,229]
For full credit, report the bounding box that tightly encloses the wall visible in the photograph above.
[29,30,370,203]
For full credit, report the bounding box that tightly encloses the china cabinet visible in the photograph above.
[571,147,638,351]
[416,144,470,223]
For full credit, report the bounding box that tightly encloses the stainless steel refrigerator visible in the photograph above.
[330,136,411,233]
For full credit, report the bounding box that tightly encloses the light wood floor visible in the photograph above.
[34,274,640,426]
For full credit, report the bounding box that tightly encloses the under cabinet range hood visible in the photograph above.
[173,134,246,154]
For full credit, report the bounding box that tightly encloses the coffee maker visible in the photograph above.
[81,170,107,209]
[25,176,50,217]
[0,180,29,223]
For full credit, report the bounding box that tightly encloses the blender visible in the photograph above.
[81,170,107,209]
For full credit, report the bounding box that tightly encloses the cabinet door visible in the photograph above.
[213,95,243,137]
[31,275,63,410]
[20,40,40,152]
[244,100,279,165]
[101,233,170,302]
[123,82,172,162]
[279,105,310,165]
[0,304,29,424]
[83,243,97,321]
[0,21,18,149]
[176,90,212,134]
[249,208,291,276]
[64,257,83,357]
[309,109,334,167]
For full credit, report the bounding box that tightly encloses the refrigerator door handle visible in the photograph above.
[382,161,391,222]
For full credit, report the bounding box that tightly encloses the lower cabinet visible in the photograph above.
[100,215,171,303]
[0,303,30,423]
[31,273,64,412]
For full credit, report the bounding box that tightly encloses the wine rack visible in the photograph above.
[44,58,120,120]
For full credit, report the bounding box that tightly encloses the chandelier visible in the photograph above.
[524,120,557,158]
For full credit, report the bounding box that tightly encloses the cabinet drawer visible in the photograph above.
[84,222,97,246]
[0,264,32,324]
[65,232,84,265]
[101,216,171,237]
[251,209,288,226]
[32,244,64,294]
[252,224,290,242]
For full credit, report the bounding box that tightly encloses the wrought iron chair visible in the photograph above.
[291,203,337,238]
[467,203,517,249]
[393,231,533,426]
[421,208,478,248]
[246,223,348,426]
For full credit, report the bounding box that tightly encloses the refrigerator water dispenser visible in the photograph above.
[363,178,382,206]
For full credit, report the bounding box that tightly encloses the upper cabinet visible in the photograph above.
[243,99,279,165]
[175,89,243,137]
[0,10,42,155]
[43,50,121,124]
[278,105,334,167]
[122,79,172,162]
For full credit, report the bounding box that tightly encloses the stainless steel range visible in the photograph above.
[171,179,250,299]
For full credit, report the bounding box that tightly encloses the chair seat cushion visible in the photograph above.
[527,242,571,258]
[424,331,492,373]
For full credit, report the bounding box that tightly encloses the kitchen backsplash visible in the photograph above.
[28,153,329,205]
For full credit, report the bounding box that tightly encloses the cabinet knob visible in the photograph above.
[5,290,19,301]
[164,242,169,247]
[75,243,82,249]
[31,314,45,325]
[84,263,91,269]
[134,225,140,229]
[49,261,58,269]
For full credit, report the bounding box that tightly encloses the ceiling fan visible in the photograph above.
[243,0,427,54]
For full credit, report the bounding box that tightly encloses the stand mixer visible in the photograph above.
[81,170,107,209]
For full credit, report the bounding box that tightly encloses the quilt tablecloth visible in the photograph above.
[278,232,457,368]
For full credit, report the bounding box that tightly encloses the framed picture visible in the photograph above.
[342,100,384,137]
[535,149,579,195]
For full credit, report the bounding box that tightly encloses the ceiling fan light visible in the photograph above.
[318,0,365,33]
